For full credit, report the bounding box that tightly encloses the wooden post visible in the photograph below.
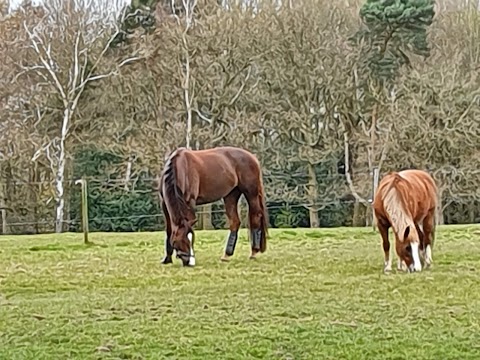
[201,204,214,230]
[0,182,7,235]
[371,167,380,231]
[75,178,89,244]
[307,163,319,228]
[1,208,6,235]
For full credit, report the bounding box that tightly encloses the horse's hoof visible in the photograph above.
[220,255,231,262]
[384,267,392,274]
[161,256,173,265]
[249,249,260,259]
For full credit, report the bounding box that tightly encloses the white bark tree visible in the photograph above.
[171,0,198,149]
[19,0,139,232]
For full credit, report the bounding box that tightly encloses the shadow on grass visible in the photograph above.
[28,242,107,252]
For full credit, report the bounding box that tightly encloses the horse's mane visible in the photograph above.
[382,173,417,242]
[162,150,193,226]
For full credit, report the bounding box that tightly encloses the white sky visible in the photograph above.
[7,0,132,14]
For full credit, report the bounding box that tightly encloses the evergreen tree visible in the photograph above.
[112,0,158,47]
[355,0,435,83]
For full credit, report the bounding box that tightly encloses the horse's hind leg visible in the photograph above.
[220,188,242,262]
[161,201,174,265]
[244,191,264,260]
[423,210,435,268]
[378,221,392,272]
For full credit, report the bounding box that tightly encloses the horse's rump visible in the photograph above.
[373,169,438,237]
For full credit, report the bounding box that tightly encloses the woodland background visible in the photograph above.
[0,0,479,235]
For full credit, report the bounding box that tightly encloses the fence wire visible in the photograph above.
[1,170,479,234]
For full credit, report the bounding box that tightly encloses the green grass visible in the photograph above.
[1,225,480,359]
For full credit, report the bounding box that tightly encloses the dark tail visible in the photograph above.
[257,175,269,253]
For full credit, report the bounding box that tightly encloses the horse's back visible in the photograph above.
[375,169,437,223]
[398,170,438,201]
[177,146,262,204]
[377,169,437,196]
[187,146,260,176]
[195,146,259,165]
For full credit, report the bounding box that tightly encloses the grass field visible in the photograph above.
[1,225,480,359]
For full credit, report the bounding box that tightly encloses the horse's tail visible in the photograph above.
[162,149,193,225]
[256,172,269,253]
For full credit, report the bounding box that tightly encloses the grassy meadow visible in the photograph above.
[1,225,480,359]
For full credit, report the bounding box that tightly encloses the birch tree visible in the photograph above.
[17,0,139,232]
[170,0,197,149]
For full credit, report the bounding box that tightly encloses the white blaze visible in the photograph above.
[187,232,195,266]
[411,242,422,272]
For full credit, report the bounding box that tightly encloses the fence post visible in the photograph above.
[75,178,90,244]
[371,167,380,231]
[0,208,6,235]
[0,182,7,235]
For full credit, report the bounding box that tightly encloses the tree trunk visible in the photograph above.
[365,205,372,227]
[352,200,362,227]
[2,162,12,235]
[55,107,70,233]
[469,204,476,224]
[437,205,445,225]
[0,167,7,235]
[29,163,39,234]
[307,163,319,228]
[63,167,71,233]
[436,189,445,226]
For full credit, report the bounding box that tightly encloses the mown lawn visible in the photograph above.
[1,225,480,359]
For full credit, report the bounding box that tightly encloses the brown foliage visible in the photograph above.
[1,0,479,231]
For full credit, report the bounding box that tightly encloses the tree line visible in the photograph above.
[0,0,479,235]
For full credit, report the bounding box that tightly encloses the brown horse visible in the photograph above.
[158,146,269,267]
[373,169,438,273]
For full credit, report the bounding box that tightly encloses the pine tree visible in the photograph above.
[112,0,158,47]
[355,0,435,83]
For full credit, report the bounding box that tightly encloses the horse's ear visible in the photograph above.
[183,218,197,229]
[189,218,198,229]
[404,226,410,240]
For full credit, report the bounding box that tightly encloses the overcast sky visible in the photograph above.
[7,0,132,14]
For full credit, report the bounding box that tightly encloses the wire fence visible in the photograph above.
[1,170,479,235]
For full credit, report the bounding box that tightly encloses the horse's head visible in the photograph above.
[171,219,197,267]
[398,225,422,273]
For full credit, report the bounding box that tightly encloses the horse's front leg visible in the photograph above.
[378,222,392,273]
[422,210,435,269]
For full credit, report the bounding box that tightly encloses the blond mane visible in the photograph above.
[382,182,417,242]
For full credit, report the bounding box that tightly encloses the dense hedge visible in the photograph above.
[66,148,478,233]
[68,149,162,232]
[67,148,358,232]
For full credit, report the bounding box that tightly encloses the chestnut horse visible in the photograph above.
[158,146,268,267]
[373,169,438,273]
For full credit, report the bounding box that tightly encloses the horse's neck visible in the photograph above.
[174,154,190,194]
